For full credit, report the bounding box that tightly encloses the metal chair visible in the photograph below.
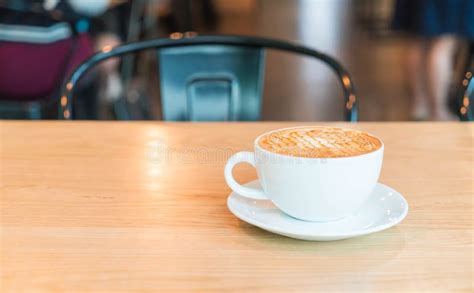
[452,42,474,121]
[60,34,358,121]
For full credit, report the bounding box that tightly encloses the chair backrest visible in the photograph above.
[158,45,264,121]
[60,35,358,121]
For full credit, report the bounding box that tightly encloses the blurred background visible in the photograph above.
[1,0,473,121]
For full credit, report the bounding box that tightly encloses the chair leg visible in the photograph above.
[27,103,42,119]
[113,98,131,120]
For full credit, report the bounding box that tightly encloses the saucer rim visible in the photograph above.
[227,181,409,239]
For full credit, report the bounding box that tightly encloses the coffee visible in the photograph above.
[258,126,382,158]
[225,126,384,221]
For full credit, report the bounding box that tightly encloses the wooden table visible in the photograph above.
[1,122,472,291]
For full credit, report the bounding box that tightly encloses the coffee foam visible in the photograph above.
[258,126,382,158]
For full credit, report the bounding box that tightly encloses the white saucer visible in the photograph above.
[227,180,408,241]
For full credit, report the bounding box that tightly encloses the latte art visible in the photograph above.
[258,126,382,158]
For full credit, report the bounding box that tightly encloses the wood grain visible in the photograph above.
[1,121,473,292]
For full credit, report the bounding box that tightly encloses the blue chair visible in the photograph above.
[60,35,358,121]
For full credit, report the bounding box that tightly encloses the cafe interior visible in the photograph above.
[1,0,473,291]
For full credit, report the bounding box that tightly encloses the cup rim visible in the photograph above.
[253,125,384,160]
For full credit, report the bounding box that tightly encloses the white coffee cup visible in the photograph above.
[224,127,384,222]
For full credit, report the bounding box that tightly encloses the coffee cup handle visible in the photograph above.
[224,151,267,200]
